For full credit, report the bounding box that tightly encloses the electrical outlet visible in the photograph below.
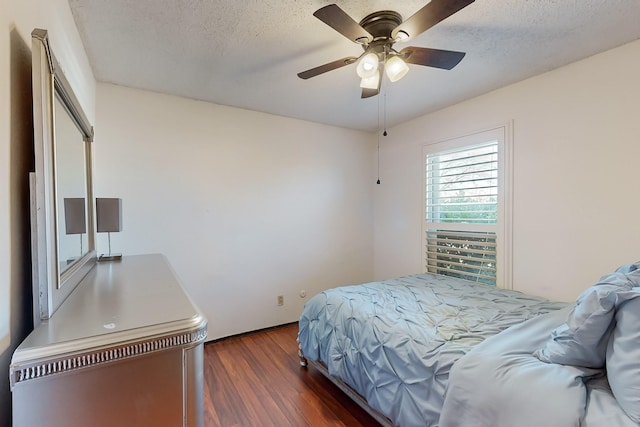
[277,295,284,306]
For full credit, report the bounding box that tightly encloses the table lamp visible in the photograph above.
[97,197,122,261]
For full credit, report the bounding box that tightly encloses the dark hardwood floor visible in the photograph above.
[203,323,381,427]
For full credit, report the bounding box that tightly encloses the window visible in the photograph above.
[423,125,511,288]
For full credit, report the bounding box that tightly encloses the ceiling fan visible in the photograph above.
[297,0,475,98]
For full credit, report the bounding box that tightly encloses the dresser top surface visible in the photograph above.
[13,254,206,362]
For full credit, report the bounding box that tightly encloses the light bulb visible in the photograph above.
[356,52,379,79]
[385,56,409,82]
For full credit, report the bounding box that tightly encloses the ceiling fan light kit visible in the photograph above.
[385,55,410,82]
[360,73,380,89]
[356,52,380,78]
[298,0,475,98]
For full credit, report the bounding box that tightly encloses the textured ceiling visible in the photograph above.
[68,0,640,132]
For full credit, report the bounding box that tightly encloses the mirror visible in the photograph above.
[31,29,96,325]
[55,95,90,272]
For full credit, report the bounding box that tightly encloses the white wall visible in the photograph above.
[94,83,375,340]
[0,0,95,423]
[374,39,640,302]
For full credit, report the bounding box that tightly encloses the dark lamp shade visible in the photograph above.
[96,198,122,233]
[63,198,87,235]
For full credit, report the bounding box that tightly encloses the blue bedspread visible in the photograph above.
[297,273,566,427]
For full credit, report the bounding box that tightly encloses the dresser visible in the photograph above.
[10,254,207,427]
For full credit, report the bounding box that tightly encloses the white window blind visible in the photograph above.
[426,143,498,224]
[423,127,510,287]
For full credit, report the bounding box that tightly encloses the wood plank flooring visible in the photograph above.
[203,323,381,427]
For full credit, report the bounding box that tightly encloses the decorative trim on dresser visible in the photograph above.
[11,327,207,386]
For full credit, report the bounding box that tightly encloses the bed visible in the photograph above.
[297,264,640,427]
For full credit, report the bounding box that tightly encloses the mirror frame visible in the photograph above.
[31,29,96,325]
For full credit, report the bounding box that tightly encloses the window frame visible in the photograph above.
[421,123,513,289]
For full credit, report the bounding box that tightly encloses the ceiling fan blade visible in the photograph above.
[361,69,382,99]
[297,57,358,80]
[392,0,475,42]
[361,86,379,98]
[314,4,373,43]
[400,46,466,70]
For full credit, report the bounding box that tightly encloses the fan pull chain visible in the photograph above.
[383,93,388,137]
[377,92,381,185]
